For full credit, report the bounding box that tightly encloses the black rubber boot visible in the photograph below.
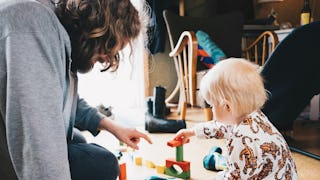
[153,86,166,119]
[145,86,184,133]
[145,112,186,133]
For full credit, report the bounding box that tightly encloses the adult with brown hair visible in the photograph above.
[0,0,152,179]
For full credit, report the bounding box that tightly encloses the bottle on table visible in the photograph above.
[300,0,311,25]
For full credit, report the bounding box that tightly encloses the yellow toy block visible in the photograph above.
[145,160,156,168]
[135,157,142,166]
[156,164,165,174]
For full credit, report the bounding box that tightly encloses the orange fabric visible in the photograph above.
[197,49,210,57]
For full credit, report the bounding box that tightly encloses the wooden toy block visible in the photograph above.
[176,146,183,162]
[166,139,190,179]
[119,162,126,180]
[167,139,189,162]
[156,165,165,174]
[145,160,156,168]
[118,141,129,152]
[135,157,142,166]
[167,139,182,147]
[165,167,190,179]
[167,139,190,147]
[165,159,190,171]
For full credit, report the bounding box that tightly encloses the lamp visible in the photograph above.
[255,0,284,26]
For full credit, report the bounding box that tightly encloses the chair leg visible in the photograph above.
[180,102,187,120]
[204,107,212,121]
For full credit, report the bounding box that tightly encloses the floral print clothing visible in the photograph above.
[193,111,298,180]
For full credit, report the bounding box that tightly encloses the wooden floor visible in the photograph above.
[83,107,320,180]
[289,114,320,158]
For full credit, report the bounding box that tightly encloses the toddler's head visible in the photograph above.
[200,58,267,118]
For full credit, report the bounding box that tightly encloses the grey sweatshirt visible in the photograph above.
[0,0,104,179]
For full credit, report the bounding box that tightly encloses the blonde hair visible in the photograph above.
[200,58,267,117]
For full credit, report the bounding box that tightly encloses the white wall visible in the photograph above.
[78,0,147,126]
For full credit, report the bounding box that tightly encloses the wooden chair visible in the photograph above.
[242,31,279,66]
[166,31,198,119]
[163,10,244,120]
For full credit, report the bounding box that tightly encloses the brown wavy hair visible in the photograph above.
[54,0,141,73]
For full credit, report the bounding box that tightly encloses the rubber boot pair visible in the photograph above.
[145,86,186,133]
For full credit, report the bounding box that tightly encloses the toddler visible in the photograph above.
[173,58,298,179]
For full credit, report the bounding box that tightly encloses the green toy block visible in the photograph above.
[176,146,183,162]
[165,167,190,179]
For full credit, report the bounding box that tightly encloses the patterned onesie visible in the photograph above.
[193,110,298,180]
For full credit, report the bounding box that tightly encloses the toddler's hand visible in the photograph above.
[173,129,195,144]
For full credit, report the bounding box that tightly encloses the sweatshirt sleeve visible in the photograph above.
[193,120,233,139]
[4,3,71,180]
[75,96,104,136]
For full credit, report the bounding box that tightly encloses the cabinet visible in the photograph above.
[273,28,293,41]
[267,28,293,56]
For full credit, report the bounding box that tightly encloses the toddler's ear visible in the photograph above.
[224,100,231,112]
[225,104,231,112]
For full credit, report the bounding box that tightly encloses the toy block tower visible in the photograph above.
[164,139,190,179]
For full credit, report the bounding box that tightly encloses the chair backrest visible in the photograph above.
[162,10,244,110]
[163,10,244,58]
[242,31,279,66]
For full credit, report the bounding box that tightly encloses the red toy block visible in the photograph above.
[165,159,190,171]
[167,139,190,147]
[167,139,182,147]
[119,162,126,180]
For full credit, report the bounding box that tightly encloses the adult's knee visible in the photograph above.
[94,144,120,179]
[68,143,119,180]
